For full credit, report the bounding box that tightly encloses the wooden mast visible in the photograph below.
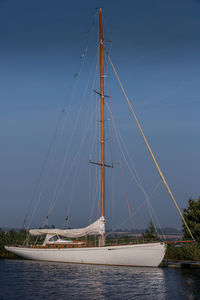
[99,8,105,246]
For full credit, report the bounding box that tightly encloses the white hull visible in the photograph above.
[5,243,166,267]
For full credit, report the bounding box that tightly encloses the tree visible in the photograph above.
[142,220,160,241]
[182,197,200,243]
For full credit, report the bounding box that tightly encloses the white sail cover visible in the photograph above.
[29,217,105,238]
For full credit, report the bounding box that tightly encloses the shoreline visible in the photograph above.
[160,259,200,269]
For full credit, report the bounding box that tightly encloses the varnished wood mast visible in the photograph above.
[99,8,105,219]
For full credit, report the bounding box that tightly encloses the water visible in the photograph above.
[0,260,200,300]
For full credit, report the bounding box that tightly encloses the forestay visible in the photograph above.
[29,217,105,238]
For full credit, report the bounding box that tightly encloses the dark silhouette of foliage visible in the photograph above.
[0,229,26,258]
[164,243,200,261]
[182,197,200,243]
[142,220,160,242]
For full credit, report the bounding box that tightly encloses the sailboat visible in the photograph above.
[5,9,193,267]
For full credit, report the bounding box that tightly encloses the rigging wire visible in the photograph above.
[25,10,181,243]
[107,53,194,241]
[65,51,100,220]
[47,101,100,220]
[45,19,98,218]
[105,103,144,193]
[107,91,134,230]
[109,100,159,234]
[25,111,65,229]
[106,178,166,239]
[47,45,100,221]
[118,159,135,230]
[107,103,165,236]
[89,104,100,222]
[105,63,165,237]
[26,11,98,229]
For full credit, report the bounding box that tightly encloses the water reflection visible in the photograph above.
[162,267,200,300]
[0,260,200,299]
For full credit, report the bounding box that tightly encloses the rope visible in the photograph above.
[107,54,194,241]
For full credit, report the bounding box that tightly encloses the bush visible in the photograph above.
[164,243,200,261]
[0,229,26,258]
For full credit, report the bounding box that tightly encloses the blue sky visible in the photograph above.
[0,0,199,231]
